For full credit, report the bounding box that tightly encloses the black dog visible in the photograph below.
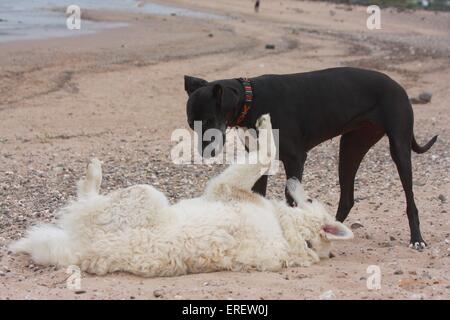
[184,67,437,249]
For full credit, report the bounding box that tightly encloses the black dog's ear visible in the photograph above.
[213,84,223,102]
[184,75,208,96]
[213,84,239,117]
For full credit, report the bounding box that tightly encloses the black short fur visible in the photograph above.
[184,67,437,248]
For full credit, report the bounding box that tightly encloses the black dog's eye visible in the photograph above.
[306,240,312,249]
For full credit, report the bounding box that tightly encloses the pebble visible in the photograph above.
[351,222,364,230]
[380,242,394,248]
[153,289,164,298]
[418,91,432,103]
[438,194,446,203]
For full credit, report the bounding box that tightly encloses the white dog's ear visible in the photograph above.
[323,221,354,240]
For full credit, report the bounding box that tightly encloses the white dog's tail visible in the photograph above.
[77,158,102,198]
[9,224,75,266]
[9,159,102,265]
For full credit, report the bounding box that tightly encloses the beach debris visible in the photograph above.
[265,44,275,50]
[419,91,432,102]
[410,91,432,104]
[153,289,164,298]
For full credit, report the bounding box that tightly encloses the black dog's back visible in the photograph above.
[250,67,405,146]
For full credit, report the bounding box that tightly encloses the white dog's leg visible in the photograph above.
[205,114,276,194]
[77,158,102,198]
[286,177,313,209]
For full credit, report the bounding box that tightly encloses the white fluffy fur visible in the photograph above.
[10,115,353,277]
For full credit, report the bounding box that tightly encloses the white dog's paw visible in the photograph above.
[89,158,102,169]
[256,113,271,131]
[87,158,102,178]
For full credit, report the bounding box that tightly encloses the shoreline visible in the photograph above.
[0,0,225,44]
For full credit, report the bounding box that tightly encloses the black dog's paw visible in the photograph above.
[409,241,427,251]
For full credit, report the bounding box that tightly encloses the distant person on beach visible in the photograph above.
[255,0,260,13]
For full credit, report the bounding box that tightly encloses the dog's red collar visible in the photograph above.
[227,78,253,127]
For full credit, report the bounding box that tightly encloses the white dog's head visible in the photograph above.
[286,178,354,258]
[304,212,353,259]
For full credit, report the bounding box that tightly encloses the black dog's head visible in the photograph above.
[184,75,240,158]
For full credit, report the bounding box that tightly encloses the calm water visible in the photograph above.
[0,0,222,43]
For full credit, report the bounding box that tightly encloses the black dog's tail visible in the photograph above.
[412,135,438,154]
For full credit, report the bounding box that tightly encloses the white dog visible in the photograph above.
[11,115,353,277]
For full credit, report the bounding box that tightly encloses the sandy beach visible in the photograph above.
[0,0,449,299]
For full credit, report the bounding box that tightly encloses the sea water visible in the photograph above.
[0,0,222,43]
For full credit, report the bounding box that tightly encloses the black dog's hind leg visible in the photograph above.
[282,152,307,206]
[336,126,384,222]
[388,136,426,249]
